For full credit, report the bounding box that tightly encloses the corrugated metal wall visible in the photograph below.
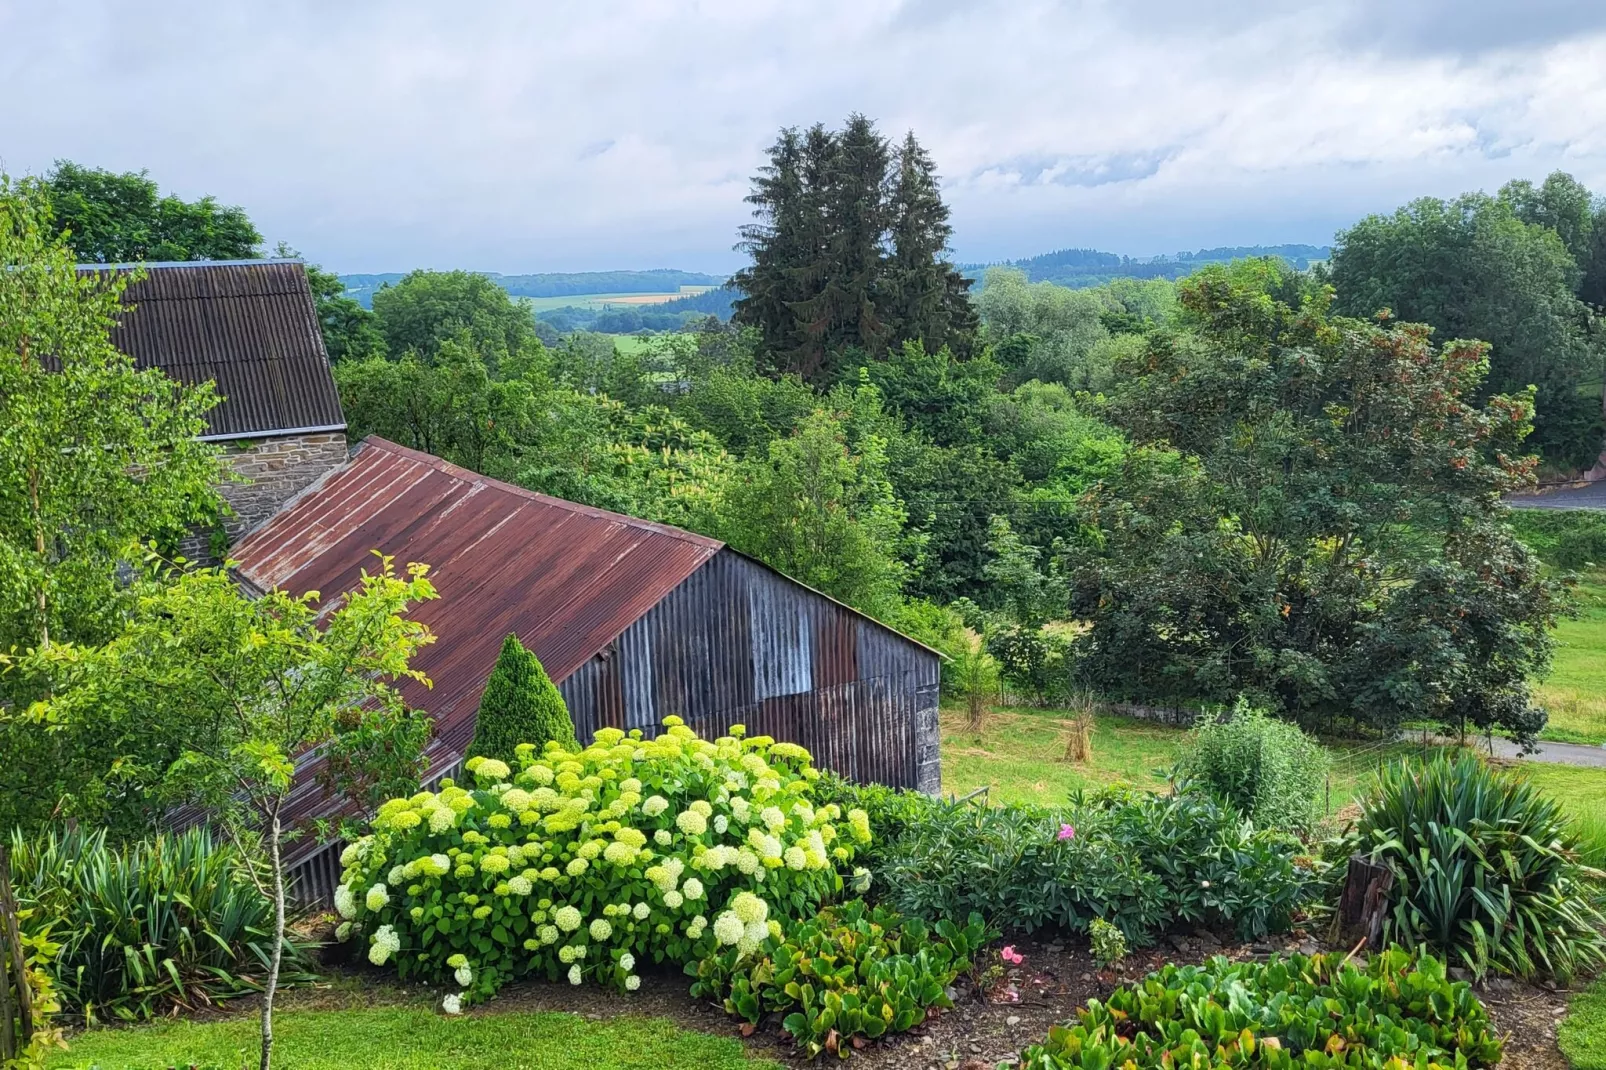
[559,550,942,792]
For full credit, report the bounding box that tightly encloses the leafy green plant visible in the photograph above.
[690,900,990,1060]
[1088,918,1126,970]
[1015,949,1502,1070]
[466,633,577,763]
[1172,700,1330,834]
[9,827,315,1023]
[338,719,862,1004]
[822,781,1312,943]
[1343,752,1606,981]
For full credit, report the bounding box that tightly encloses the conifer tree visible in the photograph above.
[466,633,577,762]
[884,131,977,356]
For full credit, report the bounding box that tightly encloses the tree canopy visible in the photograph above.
[43,161,262,263]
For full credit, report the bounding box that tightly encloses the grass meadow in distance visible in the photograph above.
[523,288,715,312]
[1536,572,1606,744]
[46,1005,782,1070]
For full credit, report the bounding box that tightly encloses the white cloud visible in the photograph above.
[1,0,1603,272]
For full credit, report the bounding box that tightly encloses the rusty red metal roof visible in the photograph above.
[230,437,722,849]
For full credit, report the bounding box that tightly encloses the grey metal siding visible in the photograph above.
[556,550,940,791]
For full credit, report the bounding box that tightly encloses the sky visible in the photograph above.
[4,0,1606,275]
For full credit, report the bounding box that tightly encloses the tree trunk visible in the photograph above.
[1333,853,1394,950]
[260,808,284,1070]
[0,846,34,1056]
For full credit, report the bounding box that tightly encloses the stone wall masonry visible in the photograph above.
[179,431,349,563]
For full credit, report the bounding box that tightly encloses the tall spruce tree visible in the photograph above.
[466,634,577,762]
[884,131,977,356]
[733,116,975,384]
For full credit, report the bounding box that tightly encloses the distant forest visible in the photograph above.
[961,244,1332,288]
[338,268,724,307]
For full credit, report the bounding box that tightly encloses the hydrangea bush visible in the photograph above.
[334,718,866,1004]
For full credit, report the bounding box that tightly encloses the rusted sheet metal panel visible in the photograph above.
[558,550,940,789]
[87,260,346,441]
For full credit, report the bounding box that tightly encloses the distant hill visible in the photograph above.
[339,269,726,308]
[964,244,1331,288]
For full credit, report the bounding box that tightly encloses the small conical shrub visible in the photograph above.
[467,634,577,763]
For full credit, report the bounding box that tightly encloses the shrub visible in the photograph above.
[986,624,1071,705]
[1172,700,1330,834]
[467,634,577,763]
[1015,949,1502,1070]
[9,827,315,1023]
[1508,508,1606,571]
[826,781,1312,942]
[336,719,861,1003]
[1344,752,1606,982]
[1088,917,1126,969]
[691,899,990,1060]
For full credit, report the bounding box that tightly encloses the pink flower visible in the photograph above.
[1001,945,1024,965]
[1057,824,1076,841]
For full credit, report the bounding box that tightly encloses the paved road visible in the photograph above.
[1507,481,1606,510]
[1481,737,1606,768]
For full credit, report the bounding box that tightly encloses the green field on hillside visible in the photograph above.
[1537,573,1606,744]
[524,288,715,312]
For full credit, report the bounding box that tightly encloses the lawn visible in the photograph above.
[941,705,1606,825]
[1561,976,1606,1070]
[939,706,1415,815]
[46,1005,780,1070]
[1535,572,1606,744]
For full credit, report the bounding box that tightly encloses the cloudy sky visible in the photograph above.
[4,0,1606,274]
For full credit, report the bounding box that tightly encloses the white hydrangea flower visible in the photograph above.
[538,925,559,945]
[625,975,641,991]
[442,993,463,1015]
[555,905,583,932]
[428,805,456,834]
[333,884,357,920]
[713,815,729,834]
[663,890,684,909]
[368,925,400,965]
[642,795,669,817]
[761,806,786,832]
[731,892,768,924]
[619,953,635,972]
[590,918,613,941]
[366,883,390,912]
[654,829,672,846]
[713,912,744,945]
[633,902,650,920]
[681,878,704,901]
[387,865,405,886]
[784,847,807,870]
[455,964,473,986]
[568,964,583,985]
[508,875,533,896]
[675,810,708,836]
[744,919,768,946]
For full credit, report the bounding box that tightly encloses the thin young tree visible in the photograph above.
[23,556,438,1070]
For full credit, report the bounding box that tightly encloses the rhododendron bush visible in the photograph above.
[335,718,867,1004]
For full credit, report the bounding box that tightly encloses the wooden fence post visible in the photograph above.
[0,845,33,1056]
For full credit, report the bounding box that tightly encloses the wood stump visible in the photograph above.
[1334,854,1394,950]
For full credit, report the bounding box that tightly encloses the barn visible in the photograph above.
[227,437,944,901]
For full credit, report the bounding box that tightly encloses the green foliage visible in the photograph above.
[467,635,576,764]
[1072,258,1565,742]
[1329,185,1603,470]
[336,720,860,1004]
[9,827,315,1023]
[975,267,1113,390]
[1087,917,1127,969]
[1561,976,1606,1070]
[42,161,261,264]
[1342,752,1606,982]
[296,256,386,364]
[1173,701,1330,834]
[715,405,912,617]
[370,269,543,367]
[0,176,224,836]
[1508,507,1606,571]
[821,782,1312,943]
[1015,949,1502,1070]
[690,900,990,1060]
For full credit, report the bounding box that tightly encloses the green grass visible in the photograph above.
[47,1006,780,1070]
[1536,573,1606,744]
[938,706,1413,813]
[1561,976,1606,1070]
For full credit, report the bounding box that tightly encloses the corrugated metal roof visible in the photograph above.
[231,436,723,763]
[84,259,346,441]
